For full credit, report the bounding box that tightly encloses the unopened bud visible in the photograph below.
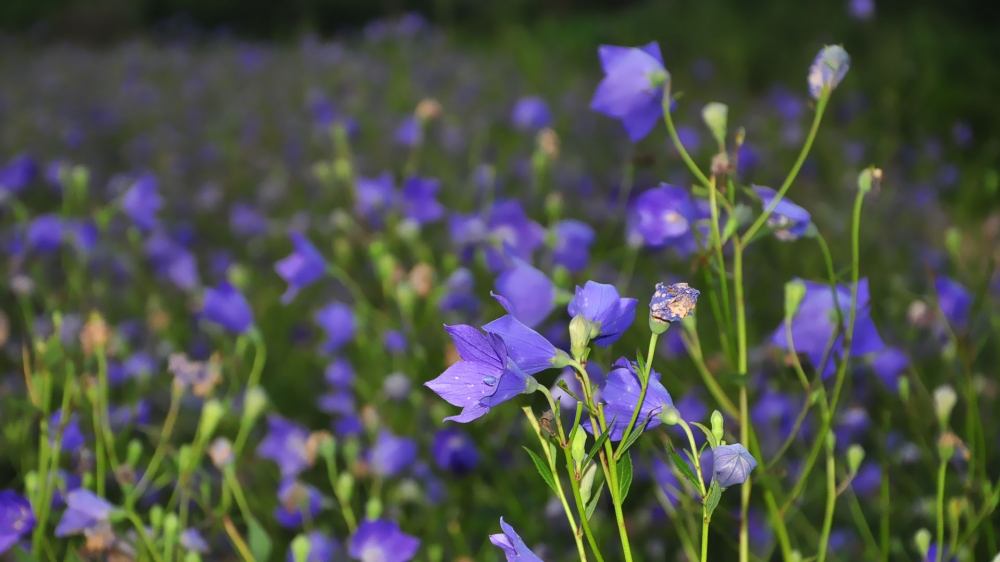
[857,166,882,194]
[569,314,596,360]
[710,410,725,444]
[571,428,588,468]
[659,405,681,426]
[208,437,234,469]
[197,399,225,441]
[336,472,354,503]
[933,385,957,427]
[846,444,865,474]
[127,439,144,468]
[80,312,110,356]
[415,98,442,121]
[290,534,312,562]
[365,497,383,520]
[408,263,435,298]
[241,387,269,426]
[701,102,729,149]
[913,528,931,558]
[536,128,560,160]
[784,280,807,321]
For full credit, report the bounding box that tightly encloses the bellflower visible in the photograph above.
[552,219,596,273]
[627,184,696,247]
[229,203,269,237]
[26,214,63,253]
[493,257,555,329]
[934,276,972,329]
[121,173,162,232]
[275,480,324,529]
[483,293,563,375]
[180,528,210,554]
[314,302,356,353]
[64,219,98,254]
[286,531,340,562]
[771,278,884,378]
[145,230,200,291]
[713,443,758,487]
[256,415,316,478]
[511,96,552,131]
[482,200,546,272]
[201,281,255,334]
[54,490,114,537]
[590,42,669,142]
[324,358,355,389]
[0,490,34,555]
[0,153,37,195]
[870,347,908,391]
[369,430,418,478]
[753,185,812,241]
[348,519,419,562]
[808,45,851,99]
[649,282,700,324]
[400,176,444,225]
[49,412,85,453]
[438,268,479,315]
[431,428,480,475]
[425,324,532,423]
[275,232,327,304]
[567,281,638,346]
[489,518,544,562]
[594,357,673,441]
[383,329,407,354]
[355,172,396,223]
[395,116,421,146]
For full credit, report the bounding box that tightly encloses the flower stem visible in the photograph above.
[817,438,836,562]
[615,332,659,455]
[935,455,947,562]
[661,89,711,188]
[128,381,183,508]
[701,511,711,562]
[246,328,267,389]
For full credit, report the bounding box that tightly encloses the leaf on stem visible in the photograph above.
[617,451,634,501]
[523,446,559,495]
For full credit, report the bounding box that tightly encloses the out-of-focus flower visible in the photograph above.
[431,428,479,475]
[567,281,638,346]
[256,415,316,479]
[628,184,696,248]
[552,220,596,273]
[847,0,875,20]
[0,153,38,195]
[201,281,255,334]
[808,46,851,99]
[593,358,673,441]
[713,444,758,487]
[369,430,418,478]
[121,173,162,232]
[26,214,64,253]
[275,480,324,529]
[276,232,327,304]
[355,172,396,224]
[400,176,444,226]
[511,96,552,132]
[489,518,543,562]
[934,277,972,329]
[383,330,407,355]
[286,531,340,562]
[49,412,85,453]
[753,186,812,241]
[348,519,419,562]
[315,302,356,353]
[870,347,908,391]
[590,42,670,142]
[493,256,555,329]
[0,489,35,555]
[54,490,114,537]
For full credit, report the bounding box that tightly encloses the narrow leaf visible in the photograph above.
[691,422,719,449]
[586,479,606,521]
[523,446,559,495]
[582,413,618,468]
[666,439,701,490]
[617,410,655,456]
[705,479,723,518]
[617,451,634,501]
[248,515,273,562]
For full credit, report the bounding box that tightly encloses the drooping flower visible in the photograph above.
[493,257,556,329]
[400,176,444,226]
[348,519,419,562]
[713,444,758,487]
[286,531,340,562]
[256,415,316,479]
[314,302,356,353]
[121,173,162,232]
[552,220,596,273]
[627,184,696,248]
[201,281,255,334]
[369,430,418,478]
[808,45,851,99]
[567,281,638,346]
[593,358,673,441]
[274,480,324,529]
[753,185,812,241]
[590,42,670,142]
[511,96,552,132]
[275,232,327,304]
[489,518,543,562]
[482,293,563,375]
[934,276,972,329]
[54,490,114,537]
[424,324,531,423]
[649,282,700,324]
[431,428,480,475]
[0,490,35,555]
[771,278,884,377]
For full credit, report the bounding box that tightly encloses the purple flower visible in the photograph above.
[319,389,355,416]
[229,203,269,237]
[567,281,638,346]
[256,415,315,479]
[934,276,972,329]
[483,201,546,272]
[753,186,811,241]
[26,214,63,253]
[395,116,422,146]
[49,412,85,453]
[315,302,356,353]
[552,220,596,273]
[771,279,884,378]
[325,359,355,389]
[0,490,34,555]
[275,480,324,529]
[590,42,669,142]
[425,324,530,423]
[493,257,555,329]
[713,444,758,487]
[144,230,201,291]
[594,358,673,441]
[649,282,700,324]
[64,219,98,253]
[201,281,255,333]
[850,462,881,497]
[0,154,37,195]
[847,0,875,20]
[489,518,543,562]
[369,430,418,478]
[355,172,396,223]
[286,531,340,562]
[511,96,552,131]
[627,184,696,247]
[122,173,162,232]
[808,46,851,99]
[180,528,210,553]
[870,347,908,391]
[482,293,562,375]
[54,490,114,537]
[383,329,407,354]
[400,176,444,225]
[438,268,479,315]
[275,232,327,304]
[431,428,480,475]
[348,519,419,562]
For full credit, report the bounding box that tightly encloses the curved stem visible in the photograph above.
[679,330,738,417]
[701,513,711,562]
[246,329,267,390]
[662,89,712,188]
[816,440,836,562]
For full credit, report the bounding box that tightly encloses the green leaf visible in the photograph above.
[704,479,723,518]
[582,414,617,469]
[248,516,273,562]
[691,422,719,449]
[523,446,559,495]
[617,411,655,456]
[616,451,634,501]
[586,479,605,521]
[12,546,40,562]
[665,439,701,490]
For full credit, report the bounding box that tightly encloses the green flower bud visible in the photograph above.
[898,377,911,403]
[857,166,882,194]
[579,461,599,506]
[944,227,962,264]
[163,512,179,540]
[710,410,725,444]
[846,444,865,474]
[127,439,144,468]
[571,429,588,468]
[336,472,354,503]
[569,314,597,361]
[701,102,729,149]
[913,528,931,558]
[242,387,269,426]
[290,534,312,562]
[933,384,957,427]
[197,399,225,440]
[365,497,383,520]
[784,279,807,321]
[659,405,681,426]
[149,504,164,531]
[184,553,202,562]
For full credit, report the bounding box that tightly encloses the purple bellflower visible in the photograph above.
[275,480,324,529]
[325,358,355,389]
[489,518,544,562]
[355,172,396,223]
[483,200,547,272]
[567,281,638,346]
[286,531,340,562]
[771,278,884,378]
[934,276,972,329]
[314,302,356,353]
[713,444,758,488]
[628,184,696,248]
[870,347,908,392]
[275,232,327,304]
[0,490,35,555]
[590,42,670,142]
[348,519,419,562]
[400,176,444,225]
[594,358,673,441]
[49,412,85,453]
[431,428,480,475]
[369,430,418,478]
[753,186,812,241]
[808,46,851,99]
[438,268,479,315]
[201,281,255,334]
[483,293,565,375]
[552,219,596,273]
[0,154,37,195]
[256,415,316,479]
[511,96,552,132]
[425,324,534,423]
[395,117,421,146]
[26,214,64,253]
[493,257,556,329]
[121,173,162,232]
[54,490,114,537]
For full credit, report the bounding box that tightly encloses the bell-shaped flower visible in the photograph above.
[275,231,327,304]
[431,428,480,475]
[400,176,444,226]
[274,480,324,529]
[489,518,543,562]
[121,173,162,232]
[348,519,419,562]
[483,293,563,375]
[201,281,254,334]
[713,443,758,488]
[627,184,696,248]
[314,302,356,353]
[286,531,340,562]
[482,200,546,272]
[369,430,418,478]
[552,219,596,273]
[808,45,850,99]
[567,281,637,347]
[255,415,316,479]
[511,96,552,132]
[0,489,35,555]
[934,276,972,329]
[26,214,64,253]
[593,358,673,441]
[753,185,812,241]
[590,42,669,142]
[54,490,114,537]
[493,256,555,329]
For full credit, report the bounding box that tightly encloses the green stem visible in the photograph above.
[323,453,358,533]
[128,381,183,507]
[935,455,947,562]
[127,512,165,562]
[764,490,794,559]
[707,175,735,361]
[701,511,711,562]
[816,441,836,562]
[616,332,659,454]
[662,89,712,188]
[564,446,606,562]
[679,330,738,417]
[246,329,267,390]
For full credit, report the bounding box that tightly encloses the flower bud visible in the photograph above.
[208,437,234,469]
[198,399,225,440]
[571,428,588,468]
[710,153,730,177]
[241,387,269,427]
[701,102,729,149]
[336,472,355,503]
[127,439,144,468]
[913,528,931,558]
[415,98,442,121]
[711,410,725,444]
[784,279,807,321]
[808,45,851,99]
[579,461,599,506]
[536,128,560,160]
[365,497,383,520]
[933,384,957,427]
[659,405,681,426]
[569,314,597,360]
[80,311,110,356]
[898,377,911,403]
[163,513,179,542]
[649,282,700,330]
[857,167,882,194]
[149,504,164,531]
[290,534,312,562]
[846,444,865,474]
